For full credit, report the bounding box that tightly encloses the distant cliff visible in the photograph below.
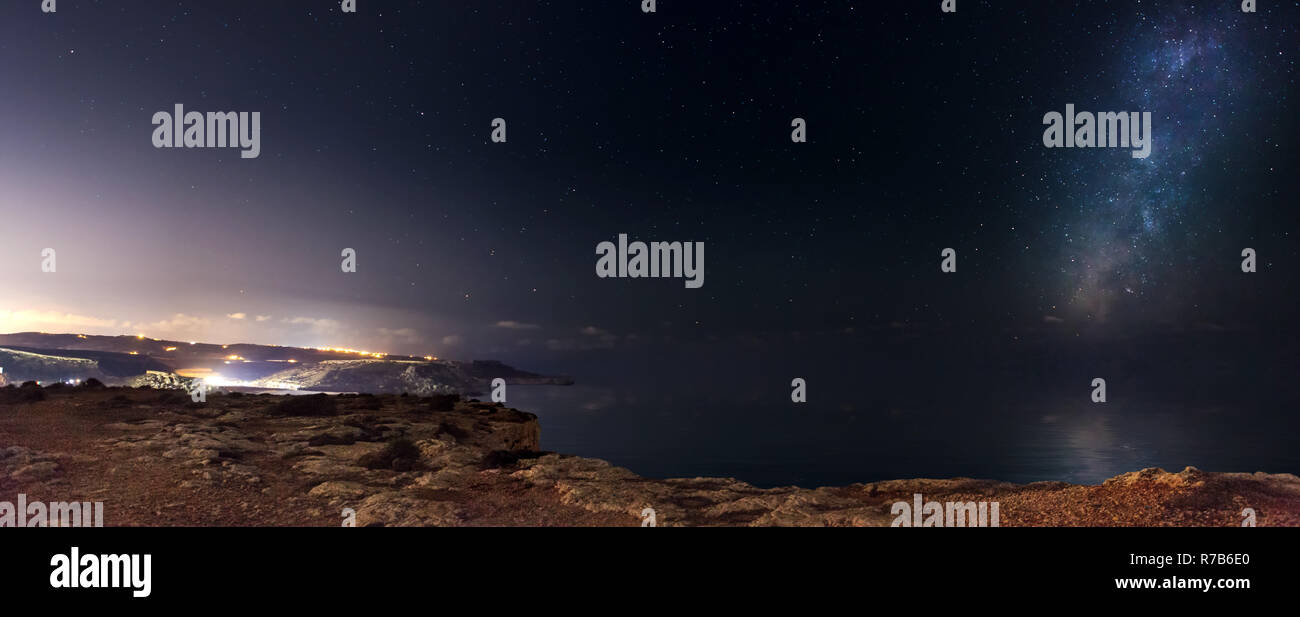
[251,358,572,395]
[0,347,145,385]
[0,332,570,395]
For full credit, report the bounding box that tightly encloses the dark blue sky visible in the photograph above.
[1,0,1297,373]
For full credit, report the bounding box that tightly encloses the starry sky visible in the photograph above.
[0,0,1296,370]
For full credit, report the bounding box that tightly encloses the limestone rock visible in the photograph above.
[354,492,466,527]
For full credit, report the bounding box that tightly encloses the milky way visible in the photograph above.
[1057,8,1263,324]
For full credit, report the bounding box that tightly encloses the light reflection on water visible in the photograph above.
[508,382,1297,488]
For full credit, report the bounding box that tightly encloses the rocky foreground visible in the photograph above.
[2,384,1299,526]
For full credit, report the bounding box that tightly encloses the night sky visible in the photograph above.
[1,0,1298,371]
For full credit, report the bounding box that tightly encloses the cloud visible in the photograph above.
[140,313,212,333]
[546,337,615,351]
[255,315,271,322]
[227,313,247,320]
[0,309,212,340]
[547,326,618,351]
[0,309,120,332]
[282,316,342,335]
[378,327,421,344]
[494,320,539,330]
[441,335,463,346]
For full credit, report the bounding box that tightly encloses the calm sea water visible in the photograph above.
[505,332,1300,488]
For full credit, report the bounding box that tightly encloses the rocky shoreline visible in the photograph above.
[2,384,1299,526]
